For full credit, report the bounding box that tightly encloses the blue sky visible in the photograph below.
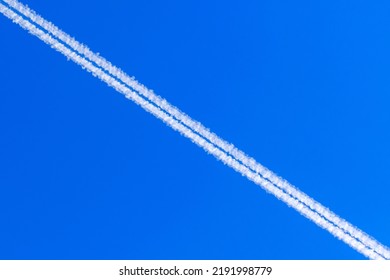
[0,0,389,259]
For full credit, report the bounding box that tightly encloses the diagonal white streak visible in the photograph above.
[4,0,389,260]
[1,1,388,259]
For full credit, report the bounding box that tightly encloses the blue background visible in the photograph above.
[1,0,389,259]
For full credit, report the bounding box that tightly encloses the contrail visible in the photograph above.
[1,1,388,259]
[4,0,389,260]
[5,1,387,260]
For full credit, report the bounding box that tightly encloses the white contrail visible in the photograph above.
[4,0,389,260]
[1,1,388,259]
[7,1,389,261]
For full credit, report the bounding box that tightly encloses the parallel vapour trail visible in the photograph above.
[4,0,389,260]
[1,1,388,259]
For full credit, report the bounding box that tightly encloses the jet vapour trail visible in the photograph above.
[1,5,379,261]
[0,1,388,259]
[4,0,389,260]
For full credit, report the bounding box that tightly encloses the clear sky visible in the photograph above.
[0,0,389,259]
